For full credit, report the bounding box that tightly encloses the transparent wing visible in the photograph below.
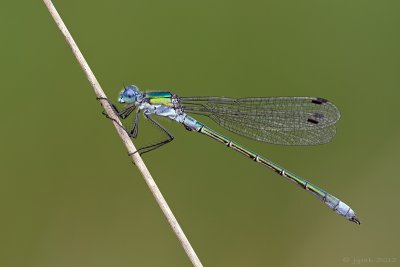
[179,96,340,145]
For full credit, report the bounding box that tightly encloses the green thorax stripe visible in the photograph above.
[146,91,173,98]
[146,91,173,106]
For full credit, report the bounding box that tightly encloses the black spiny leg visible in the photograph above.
[97,97,136,134]
[129,113,174,156]
[97,97,135,119]
[129,108,141,138]
[97,97,174,156]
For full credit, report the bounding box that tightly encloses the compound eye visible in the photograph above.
[125,88,135,97]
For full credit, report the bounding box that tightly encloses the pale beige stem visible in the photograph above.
[42,1,203,266]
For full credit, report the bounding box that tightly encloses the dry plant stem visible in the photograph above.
[42,1,203,266]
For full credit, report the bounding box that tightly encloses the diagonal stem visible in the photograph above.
[42,1,203,266]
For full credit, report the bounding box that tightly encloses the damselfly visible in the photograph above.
[101,85,360,224]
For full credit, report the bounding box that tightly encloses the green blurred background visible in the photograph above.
[1,0,399,266]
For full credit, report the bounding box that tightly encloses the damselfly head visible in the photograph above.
[118,85,140,104]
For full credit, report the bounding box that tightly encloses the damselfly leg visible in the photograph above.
[96,97,134,121]
[130,109,140,138]
[129,113,174,155]
[97,97,174,155]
